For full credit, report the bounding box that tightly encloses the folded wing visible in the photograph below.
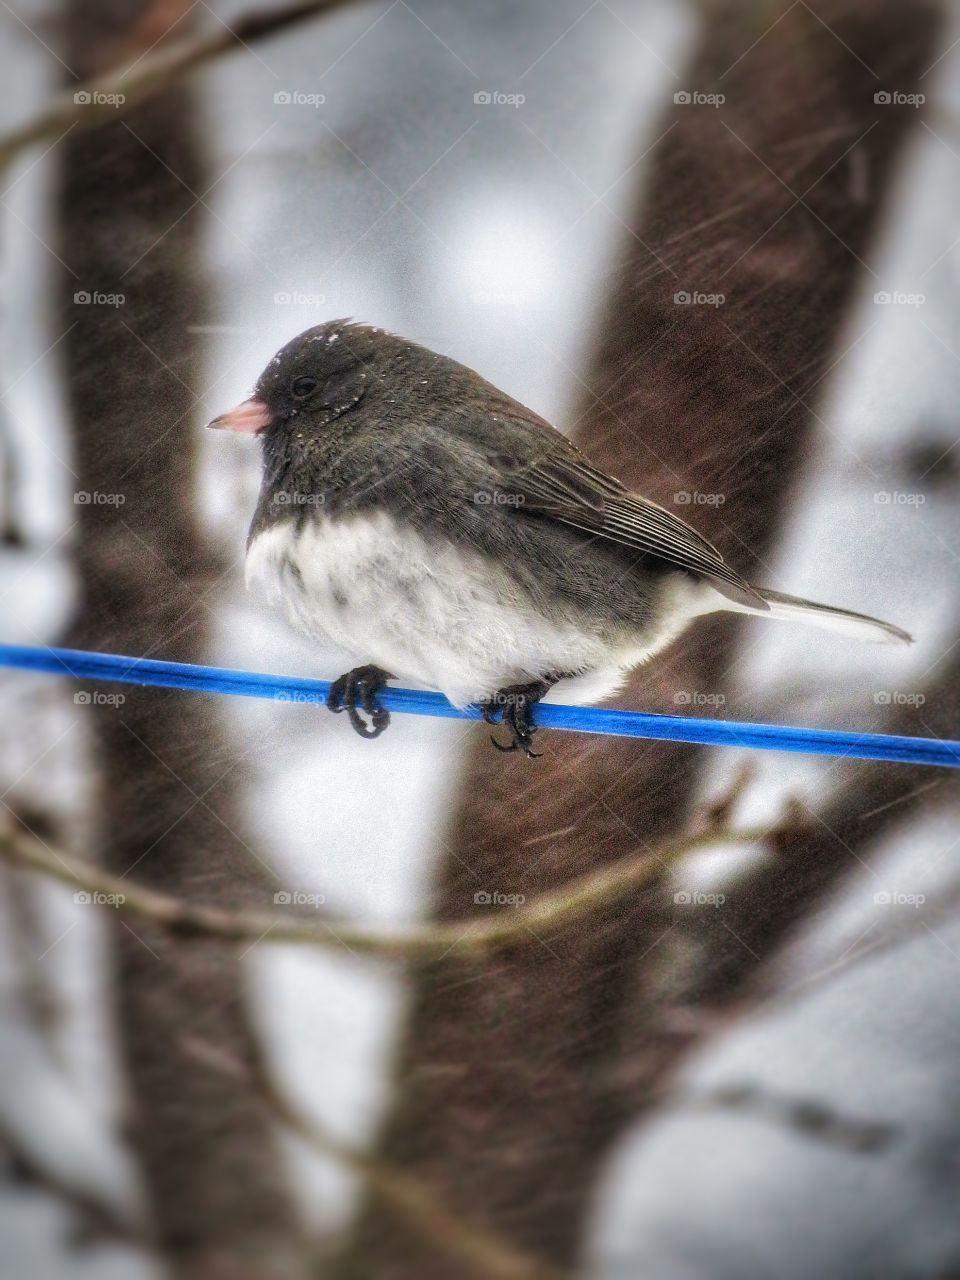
[440,406,766,609]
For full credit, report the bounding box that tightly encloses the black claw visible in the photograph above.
[482,679,553,759]
[326,674,349,713]
[326,665,393,739]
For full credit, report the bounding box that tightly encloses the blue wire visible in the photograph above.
[1,642,957,769]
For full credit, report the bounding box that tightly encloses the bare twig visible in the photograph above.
[0,862,64,1050]
[0,1108,144,1244]
[184,1037,564,1280]
[689,759,759,834]
[268,1087,562,1280]
[0,823,779,960]
[0,0,365,172]
[677,1083,898,1154]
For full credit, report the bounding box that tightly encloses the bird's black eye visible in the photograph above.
[291,376,318,399]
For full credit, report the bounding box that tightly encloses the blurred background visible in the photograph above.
[0,0,958,1276]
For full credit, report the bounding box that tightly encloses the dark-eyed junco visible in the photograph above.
[209,320,910,756]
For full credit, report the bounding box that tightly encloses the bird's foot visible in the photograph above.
[480,678,555,759]
[326,665,394,739]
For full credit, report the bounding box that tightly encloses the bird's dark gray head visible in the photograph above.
[208,320,409,439]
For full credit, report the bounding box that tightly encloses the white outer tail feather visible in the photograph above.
[719,586,912,645]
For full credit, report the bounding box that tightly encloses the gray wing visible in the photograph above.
[439,408,767,609]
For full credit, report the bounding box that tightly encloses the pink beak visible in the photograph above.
[206,397,272,434]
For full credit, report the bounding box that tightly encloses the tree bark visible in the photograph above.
[337,2,943,1275]
[59,3,309,1276]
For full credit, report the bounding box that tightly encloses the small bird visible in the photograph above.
[209,321,911,756]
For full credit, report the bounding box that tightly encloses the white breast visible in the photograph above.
[245,513,705,708]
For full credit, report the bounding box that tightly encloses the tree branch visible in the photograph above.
[0,1113,144,1246]
[0,0,364,172]
[183,1037,566,1280]
[677,1083,898,1155]
[0,822,781,960]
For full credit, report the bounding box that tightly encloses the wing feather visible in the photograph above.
[509,449,765,607]
[436,403,766,609]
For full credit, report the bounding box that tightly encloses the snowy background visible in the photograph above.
[1,0,959,1275]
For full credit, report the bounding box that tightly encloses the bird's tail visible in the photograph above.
[724,586,912,645]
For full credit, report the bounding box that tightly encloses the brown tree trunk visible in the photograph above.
[337,2,942,1275]
[59,4,309,1276]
